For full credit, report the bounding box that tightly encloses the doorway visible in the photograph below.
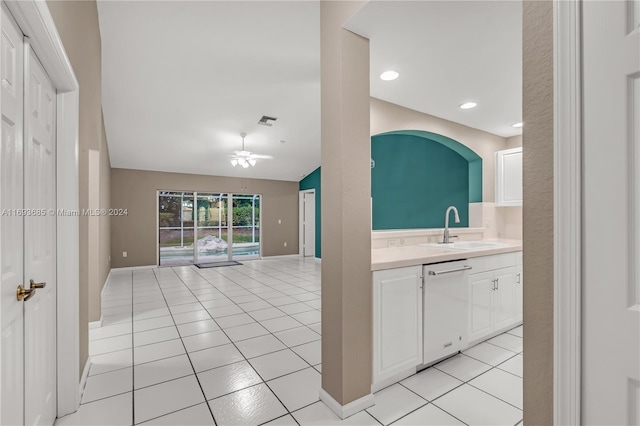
[158,191,261,266]
[1,5,60,425]
[299,190,316,257]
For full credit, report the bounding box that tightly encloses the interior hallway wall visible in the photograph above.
[47,0,112,375]
[522,0,554,423]
[110,168,299,268]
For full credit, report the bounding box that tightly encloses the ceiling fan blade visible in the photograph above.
[249,154,273,160]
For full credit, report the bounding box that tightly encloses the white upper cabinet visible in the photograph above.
[495,147,523,207]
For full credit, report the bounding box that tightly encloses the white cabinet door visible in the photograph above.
[373,266,422,385]
[469,272,494,342]
[495,147,523,207]
[494,268,517,330]
[469,266,520,343]
[514,265,523,322]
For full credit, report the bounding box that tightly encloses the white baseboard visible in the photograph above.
[110,265,156,271]
[79,355,91,402]
[319,388,374,419]
[261,254,301,259]
[88,316,103,329]
[101,270,111,298]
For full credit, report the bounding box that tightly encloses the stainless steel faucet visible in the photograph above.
[442,206,460,244]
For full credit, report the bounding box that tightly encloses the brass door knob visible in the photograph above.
[30,279,46,289]
[17,285,35,302]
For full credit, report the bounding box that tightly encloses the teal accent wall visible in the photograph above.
[372,133,472,229]
[299,131,482,257]
[299,167,321,258]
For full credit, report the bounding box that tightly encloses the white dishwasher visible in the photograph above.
[423,260,471,364]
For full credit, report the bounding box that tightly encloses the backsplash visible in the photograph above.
[372,202,522,248]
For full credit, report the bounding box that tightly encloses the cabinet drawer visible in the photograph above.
[467,252,517,274]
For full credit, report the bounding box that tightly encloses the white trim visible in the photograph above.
[78,356,91,404]
[111,265,156,272]
[314,257,322,263]
[554,0,582,424]
[4,0,81,418]
[319,388,374,420]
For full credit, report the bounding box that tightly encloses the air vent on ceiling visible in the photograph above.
[258,115,278,126]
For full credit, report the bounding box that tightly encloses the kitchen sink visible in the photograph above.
[418,241,509,250]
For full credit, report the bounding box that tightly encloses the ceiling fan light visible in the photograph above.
[242,161,249,168]
[230,159,238,167]
[249,159,256,166]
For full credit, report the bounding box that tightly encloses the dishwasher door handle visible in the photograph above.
[427,265,472,276]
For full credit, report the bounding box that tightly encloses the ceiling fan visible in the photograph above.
[230,132,272,168]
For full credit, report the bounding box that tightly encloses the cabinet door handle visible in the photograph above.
[516,273,521,284]
[427,265,472,276]
[496,278,499,290]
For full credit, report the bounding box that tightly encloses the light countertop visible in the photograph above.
[371,239,523,271]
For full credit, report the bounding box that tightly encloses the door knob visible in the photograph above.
[16,285,35,302]
[30,279,46,289]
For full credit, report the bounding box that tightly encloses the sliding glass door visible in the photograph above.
[195,193,229,263]
[158,191,195,265]
[158,191,261,266]
[231,194,261,259]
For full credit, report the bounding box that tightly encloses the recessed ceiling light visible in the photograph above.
[380,70,399,81]
[512,122,524,128]
[459,102,478,110]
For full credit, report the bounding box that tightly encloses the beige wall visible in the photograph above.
[523,0,554,424]
[110,169,298,267]
[320,1,372,407]
[507,134,523,148]
[47,0,111,374]
[371,98,509,202]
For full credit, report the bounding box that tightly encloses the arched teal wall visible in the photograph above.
[371,131,483,230]
[299,130,483,255]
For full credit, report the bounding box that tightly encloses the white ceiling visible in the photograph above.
[345,0,522,138]
[98,1,522,182]
[97,1,321,182]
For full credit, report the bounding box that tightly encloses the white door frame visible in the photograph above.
[299,189,315,256]
[2,0,80,418]
[553,1,582,424]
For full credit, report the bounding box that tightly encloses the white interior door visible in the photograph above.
[1,7,25,426]
[303,192,315,257]
[582,1,640,424]
[23,44,57,426]
[0,8,57,425]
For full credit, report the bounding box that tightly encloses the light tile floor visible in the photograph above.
[55,257,523,426]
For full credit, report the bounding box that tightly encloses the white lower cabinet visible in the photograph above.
[372,265,423,388]
[468,252,522,343]
[515,257,523,322]
[371,251,523,390]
